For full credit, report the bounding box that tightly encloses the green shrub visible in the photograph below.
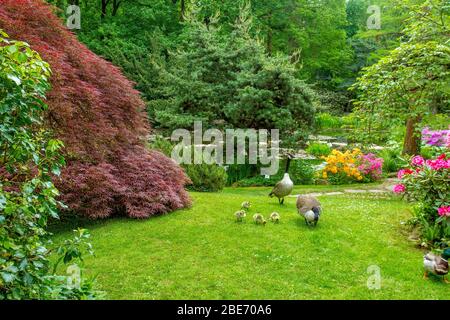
[315,113,342,130]
[183,164,227,192]
[233,159,317,186]
[379,143,405,173]
[420,146,436,160]
[226,163,259,185]
[289,160,317,185]
[233,175,281,187]
[306,143,332,158]
[0,33,96,299]
[148,135,173,157]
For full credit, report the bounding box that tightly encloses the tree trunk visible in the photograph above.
[112,0,121,16]
[180,0,185,21]
[101,0,108,20]
[402,117,421,155]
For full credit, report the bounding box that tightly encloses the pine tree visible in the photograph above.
[150,5,315,144]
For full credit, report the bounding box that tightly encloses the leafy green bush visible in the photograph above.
[233,175,281,187]
[226,163,259,186]
[395,153,450,247]
[306,143,332,158]
[184,164,227,192]
[420,146,435,160]
[289,160,317,185]
[233,159,317,186]
[379,142,405,174]
[315,113,342,130]
[148,135,173,157]
[0,33,96,299]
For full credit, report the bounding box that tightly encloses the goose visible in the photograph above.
[297,195,322,227]
[253,213,267,225]
[269,154,294,205]
[235,210,247,222]
[423,248,449,283]
[269,212,280,223]
[241,201,251,211]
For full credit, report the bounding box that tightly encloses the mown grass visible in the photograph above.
[50,185,450,300]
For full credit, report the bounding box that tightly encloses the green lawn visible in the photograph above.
[50,185,450,300]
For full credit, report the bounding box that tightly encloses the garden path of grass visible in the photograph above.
[51,184,450,300]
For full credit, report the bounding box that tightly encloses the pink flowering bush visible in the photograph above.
[395,152,450,246]
[411,155,425,166]
[357,153,384,181]
[422,127,450,147]
[393,184,406,194]
[438,206,450,218]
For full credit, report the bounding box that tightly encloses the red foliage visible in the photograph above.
[0,0,191,218]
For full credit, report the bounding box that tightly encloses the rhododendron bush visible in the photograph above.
[321,149,383,185]
[0,0,191,218]
[394,153,450,246]
[422,127,450,148]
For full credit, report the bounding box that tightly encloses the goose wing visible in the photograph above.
[435,257,449,275]
[269,181,283,197]
[296,195,321,214]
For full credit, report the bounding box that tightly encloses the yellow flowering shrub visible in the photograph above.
[320,148,363,184]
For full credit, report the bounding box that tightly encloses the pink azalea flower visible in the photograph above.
[393,184,406,194]
[411,155,425,167]
[438,206,450,217]
[426,158,450,170]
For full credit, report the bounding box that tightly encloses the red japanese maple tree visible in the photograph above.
[0,0,191,218]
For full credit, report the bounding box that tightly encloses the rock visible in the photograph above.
[344,189,367,193]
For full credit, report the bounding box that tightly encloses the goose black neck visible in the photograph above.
[285,157,292,174]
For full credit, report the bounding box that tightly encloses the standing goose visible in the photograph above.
[269,154,294,205]
[297,195,322,227]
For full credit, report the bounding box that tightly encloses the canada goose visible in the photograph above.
[253,213,267,225]
[241,201,251,211]
[297,195,322,227]
[235,210,247,222]
[269,154,294,205]
[269,212,280,223]
[423,248,449,283]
